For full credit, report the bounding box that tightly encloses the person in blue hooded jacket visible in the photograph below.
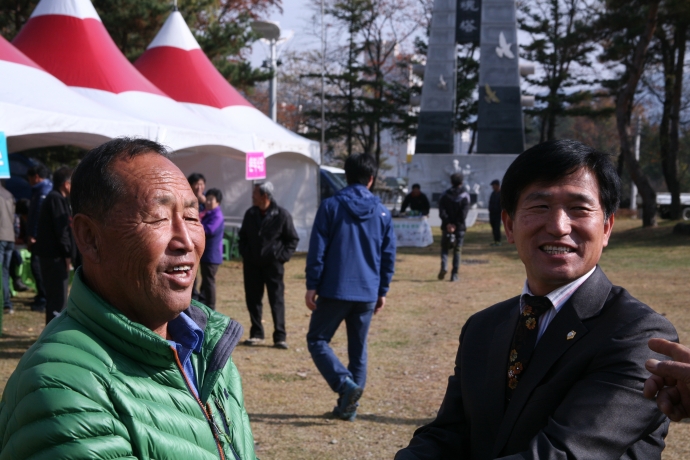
[305,153,396,422]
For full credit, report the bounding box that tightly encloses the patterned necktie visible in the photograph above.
[506,295,553,400]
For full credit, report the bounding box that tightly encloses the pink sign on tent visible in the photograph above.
[246,152,266,180]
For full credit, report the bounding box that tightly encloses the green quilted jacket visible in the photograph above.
[0,270,257,460]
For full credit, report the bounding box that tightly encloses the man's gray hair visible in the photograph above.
[256,181,274,199]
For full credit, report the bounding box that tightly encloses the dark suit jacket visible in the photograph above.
[396,267,678,460]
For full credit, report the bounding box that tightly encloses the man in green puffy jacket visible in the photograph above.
[0,138,257,460]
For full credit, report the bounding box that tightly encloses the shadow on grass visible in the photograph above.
[0,335,35,359]
[607,221,690,249]
[249,412,432,427]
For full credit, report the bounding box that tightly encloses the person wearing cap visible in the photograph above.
[239,181,299,349]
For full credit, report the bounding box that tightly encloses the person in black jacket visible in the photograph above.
[400,184,430,216]
[27,164,52,311]
[438,173,470,282]
[239,181,299,349]
[33,167,76,324]
[489,179,502,246]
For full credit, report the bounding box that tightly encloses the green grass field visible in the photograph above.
[1,218,689,459]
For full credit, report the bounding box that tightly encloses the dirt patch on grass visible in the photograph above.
[1,218,689,459]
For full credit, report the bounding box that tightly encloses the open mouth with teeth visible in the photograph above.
[540,245,575,255]
[165,265,192,275]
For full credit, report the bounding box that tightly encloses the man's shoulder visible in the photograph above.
[275,204,292,218]
[242,206,259,219]
[602,283,675,333]
[4,314,114,398]
[0,187,13,201]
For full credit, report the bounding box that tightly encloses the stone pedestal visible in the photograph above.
[408,153,518,209]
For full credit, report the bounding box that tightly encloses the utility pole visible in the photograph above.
[321,0,326,163]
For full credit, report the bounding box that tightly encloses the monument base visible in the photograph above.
[408,153,518,210]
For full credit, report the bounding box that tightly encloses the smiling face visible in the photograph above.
[92,153,205,329]
[502,167,614,296]
[191,178,205,198]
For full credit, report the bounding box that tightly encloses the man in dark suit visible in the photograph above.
[396,139,678,459]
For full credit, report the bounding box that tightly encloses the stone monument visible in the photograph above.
[410,0,523,220]
[414,0,457,154]
[476,0,524,153]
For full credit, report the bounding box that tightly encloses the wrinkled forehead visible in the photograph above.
[111,154,196,208]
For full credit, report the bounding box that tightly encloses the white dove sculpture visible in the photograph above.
[438,74,447,90]
[496,31,515,59]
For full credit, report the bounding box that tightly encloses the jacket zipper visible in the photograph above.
[170,346,226,460]
[209,400,241,460]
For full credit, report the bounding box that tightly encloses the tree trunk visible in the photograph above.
[660,23,686,220]
[615,0,660,227]
[468,123,477,154]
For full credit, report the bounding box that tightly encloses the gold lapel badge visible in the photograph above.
[567,331,576,340]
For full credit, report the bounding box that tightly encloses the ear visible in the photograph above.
[502,209,515,244]
[602,213,615,248]
[72,214,102,264]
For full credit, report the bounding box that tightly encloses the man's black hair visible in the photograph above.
[27,164,49,179]
[206,188,223,204]
[491,179,500,186]
[52,167,74,191]
[344,153,377,186]
[411,183,421,190]
[450,173,463,187]
[71,137,169,220]
[187,172,206,186]
[501,139,620,219]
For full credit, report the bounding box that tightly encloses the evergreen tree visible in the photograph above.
[597,0,662,226]
[518,0,600,142]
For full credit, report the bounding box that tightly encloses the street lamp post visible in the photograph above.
[251,21,281,122]
[321,0,326,162]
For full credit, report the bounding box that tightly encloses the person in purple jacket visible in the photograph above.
[199,188,224,310]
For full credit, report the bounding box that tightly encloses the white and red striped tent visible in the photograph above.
[12,0,249,153]
[0,34,154,152]
[136,10,319,247]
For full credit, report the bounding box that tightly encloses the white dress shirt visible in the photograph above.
[520,266,597,343]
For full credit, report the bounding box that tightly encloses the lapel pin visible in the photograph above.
[567,331,576,340]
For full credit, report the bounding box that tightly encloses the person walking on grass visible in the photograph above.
[239,181,299,350]
[27,164,52,311]
[438,172,470,282]
[33,167,76,324]
[489,179,502,246]
[305,153,396,421]
[199,188,224,310]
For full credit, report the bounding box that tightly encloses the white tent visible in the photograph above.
[12,0,250,153]
[0,34,155,152]
[136,10,320,250]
